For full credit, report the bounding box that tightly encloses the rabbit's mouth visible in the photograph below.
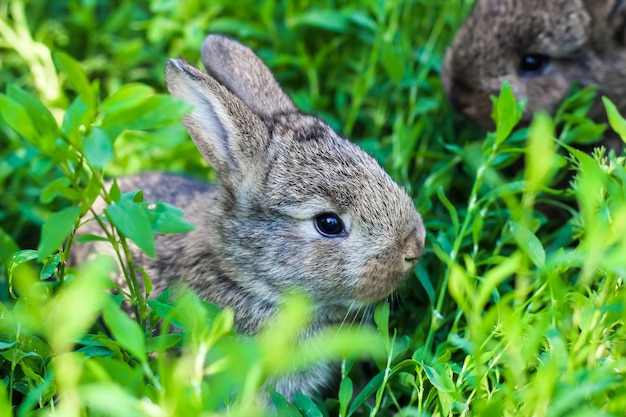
[350,225,424,303]
[353,260,419,304]
[354,270,412,304]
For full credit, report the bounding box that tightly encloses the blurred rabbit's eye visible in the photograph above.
[314,213,345,237]
[519,54,550,76]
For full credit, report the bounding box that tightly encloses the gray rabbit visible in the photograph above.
[74,35,425,401]
[443,0,626,148]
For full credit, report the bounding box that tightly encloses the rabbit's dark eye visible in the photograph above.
[314,213,345,237]
[519,54,550,76]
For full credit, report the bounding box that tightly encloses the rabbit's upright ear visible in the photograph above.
[165,58,270,190]
[610,0,626,32]
[612,0,626,16]
[200,35,297,117]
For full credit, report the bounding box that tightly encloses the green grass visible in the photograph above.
[2,0,626,416]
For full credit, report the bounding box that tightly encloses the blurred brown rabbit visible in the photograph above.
[72,35,425,401]
[443,0,626,149]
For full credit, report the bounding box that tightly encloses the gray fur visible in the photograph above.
[443,0,626,148]
[73,35,425,401]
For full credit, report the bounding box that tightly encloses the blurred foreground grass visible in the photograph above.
[1,0,626,416]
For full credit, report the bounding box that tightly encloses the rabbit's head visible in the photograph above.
[442,0,626,130]
[165,35,424,315]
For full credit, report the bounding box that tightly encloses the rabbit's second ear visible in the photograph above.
[610,0,626,33]
[612,0,626,15]
[165,58,270,189]
[200,35,296,118]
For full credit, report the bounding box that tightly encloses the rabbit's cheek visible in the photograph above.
[353,253,411,302]
[523,72,596,124]
[445,76,482,113]
[463,95,496,131]
[447,87,495,131]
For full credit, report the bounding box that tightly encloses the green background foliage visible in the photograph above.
[1,0,626,416]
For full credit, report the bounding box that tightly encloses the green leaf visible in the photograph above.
[101,83,155,115]
[102,299,147,363]
[40,177,81,203]
[7,85,57,139]
[526,112,556,193]
[555,85,598,122]
[0,372,11,417]
[294,393,325,417]
[141,267,153,300]
[144,333,181,352]
[40,253,61,280]
[37,206,82,261]
[548,374,621,416]
[374,301,390,338]
[18,359,44,383]
[446,263,473,316]
[338,377,353,417]
[567,409,616,417]
[0,228,19,262]
[348,11,377,31]
[288,9,349,32]
[81,175,104,215]
[347,371,384,416]
[381,47,404,85]
[493,81,524,144]
[416,264,435,305]
[602,96,626,143]
[270,387,303,417]
[14,363,54,416]
[420,362,455,393]
[143,202,195,234]
[101,95,192,138]
[9,249,39,278]
[509,222,546,268]
[476,253,523,313]
[75,345,114,358]
[44,256,113,351]
[204,17,264,38]
[0,93,38,143]
[105,196,155,257]
[0,147,38,181]
[0,341,16,350]
[563,122,607,145]
[437,186,459,233]
[74,233,109,244]
[147,299,176,322]
[109,179,121,202]
[41,177,70,204]
[127,95,192,129]
[83,127,113,168]
[55,52,96,110]
[62,96,88,144]
[78,383,143,417]
[129,190,144,203]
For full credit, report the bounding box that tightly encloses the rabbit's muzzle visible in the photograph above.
[442,70,495,131]
[402,227,422,267]
[354,224,424,303]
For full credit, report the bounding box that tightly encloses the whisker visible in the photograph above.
[358,304,372,329]
[349,304,362,328]
[337,300,357,332]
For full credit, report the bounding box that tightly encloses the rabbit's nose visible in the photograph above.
[402,228,422,266]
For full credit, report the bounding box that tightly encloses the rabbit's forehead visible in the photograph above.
[456,0,590,76]
[259,124,417,232]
